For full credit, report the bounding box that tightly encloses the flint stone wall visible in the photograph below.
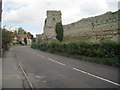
[63,11,120,42]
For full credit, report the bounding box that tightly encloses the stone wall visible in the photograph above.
[36,34,43,42]
[43,10,62,40]
[63,10,120,42]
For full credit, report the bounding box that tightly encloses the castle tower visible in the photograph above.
[43,10,62,40]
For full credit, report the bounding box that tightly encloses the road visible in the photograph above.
[13,45,119,88]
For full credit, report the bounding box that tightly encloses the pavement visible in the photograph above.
[2,47,29,88]
[13,45,120,88]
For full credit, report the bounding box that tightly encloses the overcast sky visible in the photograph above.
[2,0,119,36]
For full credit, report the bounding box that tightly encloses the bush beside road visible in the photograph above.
[31,40,120,67]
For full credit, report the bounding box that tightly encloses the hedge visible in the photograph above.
[31,40,120,66]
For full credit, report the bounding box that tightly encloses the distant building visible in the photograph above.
[13,34,32,45]
[36,34,43,42]
[12,34,19,44]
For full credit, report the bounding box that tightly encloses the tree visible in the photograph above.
[2,29,14,50]
[32,38,36,42]
[27,32,33,39]
[27,32,34,43]
[24,31,26,34]
[55,22,64,41]
[14,30,18,34]
[18,27,25,34]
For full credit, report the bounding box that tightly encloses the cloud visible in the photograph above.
[2,0,119,35]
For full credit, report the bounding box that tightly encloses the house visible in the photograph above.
[13,34,32,45]
[12,34,18,44]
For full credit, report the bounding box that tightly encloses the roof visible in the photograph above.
[17,34,28,38]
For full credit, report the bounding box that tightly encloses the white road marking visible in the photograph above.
[19,62,34,89]
[48,58,54,61]
[31,51,34,54]
[73,67,120,86]
[42,81,47,83]
[30,51,66,66]
[35,75,42,79]
[48,58,66,66]
[29,50,46,59]
[35,75,46,79]
[41,55,46,58]
[55,61,66,66]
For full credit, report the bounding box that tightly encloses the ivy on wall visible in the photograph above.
[55,22,64,41]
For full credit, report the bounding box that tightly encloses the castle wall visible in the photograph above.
[63,11,119,42]
[36,34,43,42]
[44,10,62,40]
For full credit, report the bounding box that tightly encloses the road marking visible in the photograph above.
[42,81,47,83]
[73,67,120,86]
[19,62,34,89]
[30,51,66,66]
[41,55,46,58]
[55,61,66,66]
[35,75,42,79]
[35,75,46,79]
[31,52,36,55]
[48,58,66,66]
[29,50,46,59]
[30,51,46,59]
[48,58,54,61]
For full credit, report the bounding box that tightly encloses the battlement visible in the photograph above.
[47,10,61,18]
[47,10,61,13]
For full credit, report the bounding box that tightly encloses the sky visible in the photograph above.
[2,0,119,37]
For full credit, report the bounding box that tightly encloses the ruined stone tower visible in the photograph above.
[43,10,62,40]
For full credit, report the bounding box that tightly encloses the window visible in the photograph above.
[53,18,55,20]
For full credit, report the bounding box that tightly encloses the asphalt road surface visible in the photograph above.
[13,46,119,88]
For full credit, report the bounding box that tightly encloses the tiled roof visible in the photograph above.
[17,34,28,38]
[17,34,31,39]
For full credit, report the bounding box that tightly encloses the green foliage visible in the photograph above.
[31,42,40,49]
[32,38,36,42]
[2,29,14,50]
[55,22,64,41]
[15,27,34,39]
[18,27,26,34]
[31,40,120,67]
[27,32,33,39]
[14,30,18,34]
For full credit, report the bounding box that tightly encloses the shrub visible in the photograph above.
[31,40,119,58]
[55,22,64,41]
[2,29,14,51]
[31,42,40,49]
[31,40,119,66]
